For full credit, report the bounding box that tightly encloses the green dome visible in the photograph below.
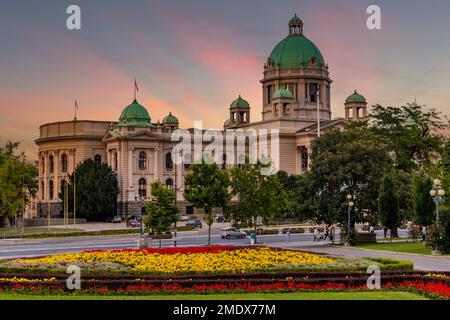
[118,99,152,127]
[345,90,366,103]
[162,112,179,124]
[269,17,325,69]
[272,87,294,99]
[230,95,250,109]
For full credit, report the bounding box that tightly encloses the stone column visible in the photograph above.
[54,151,60,202]
[128,147,135,201]
[154,148,159,181]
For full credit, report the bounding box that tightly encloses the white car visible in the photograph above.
[221,227,247,239]
[179,214,189,221]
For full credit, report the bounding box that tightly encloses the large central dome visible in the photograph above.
[268,14,325,69]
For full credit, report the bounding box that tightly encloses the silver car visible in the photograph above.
[221,227,247,239]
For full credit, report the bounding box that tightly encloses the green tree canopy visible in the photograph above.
[412,173,435,226]
[378,173,400,239]
[228,161,291,240]
[0,141,38,226]
[62,159,119,221]
[369,103,444,171]
[184,159,231,245]
[144,180,179,247]
[303,127,391,229]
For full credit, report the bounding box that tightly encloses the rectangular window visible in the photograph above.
[309,83,318,103]
[267,85,273,103]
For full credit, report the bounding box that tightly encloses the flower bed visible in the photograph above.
[6,247,337,274]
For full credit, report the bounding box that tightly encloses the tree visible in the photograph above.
[228,161,291,242]
[144,180,179,248]
[412,173,435,227]
[378,173,400,241]
[62,159,119,221]
[303,126,392,230]
[0,141,38,227]
[184,160,231,246]
[369,103,444,171]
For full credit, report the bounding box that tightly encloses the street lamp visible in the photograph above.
[430,179,445,255]
[134,194,145,237]
[346,194,354,246]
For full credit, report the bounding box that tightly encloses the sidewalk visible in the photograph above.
[271,242,450,272]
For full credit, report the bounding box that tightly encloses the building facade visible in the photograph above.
[35,15,368,218]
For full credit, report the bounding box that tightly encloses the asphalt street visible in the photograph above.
[0,229,407,259]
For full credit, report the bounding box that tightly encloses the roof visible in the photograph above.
[345,90,366,103]
[230,95,250,109]
[289,14,303,24]
[296,118,348,135]
[118,99,152,127]
[162,112,179,124]
[273,87,294,99]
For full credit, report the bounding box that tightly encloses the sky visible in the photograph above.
[1,0,450,160]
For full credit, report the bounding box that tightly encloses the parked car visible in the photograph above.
[127,218,140,228]
[216,214,225,223]
[180,214,189,221]
[107,215,122,223]
[221,227,247,239]
[186,220,203,228]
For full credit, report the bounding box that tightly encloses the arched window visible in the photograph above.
[41,181,45,199]
[138,178,147,197]
[166,178,174,189]
[49,180,54,200]
[165,152,173,170]
[49,155,54,174]
[60,179,66,194]
[139,151,147,170]
[183,152,191,170]
[61,154,68,173]
[113,152,118,171]
[221,154,227,170]
[41,157,45,174]
[94,154,102,166]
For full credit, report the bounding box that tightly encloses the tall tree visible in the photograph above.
[228,161,291,241]
[184,160,230,245]
[304,126,391,230]
[62,159,119,221]
[378,173,400,241]
[0,141,38,226]
[412,173,435,227]
[144,180,179,248]
[369,103,444,171]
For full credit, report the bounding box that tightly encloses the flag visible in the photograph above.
[134,79,139,92]
[75,100,79,109]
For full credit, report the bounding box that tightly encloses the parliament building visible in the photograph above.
[35,15,368,218]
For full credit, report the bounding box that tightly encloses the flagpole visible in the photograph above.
[74,100,78,121]
[317,88,320,138]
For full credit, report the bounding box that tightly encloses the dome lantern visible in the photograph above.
[289,14,303,35]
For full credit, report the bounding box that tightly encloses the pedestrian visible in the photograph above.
[422,226,426,242]
[313,227,320,242]
[285,229,291,242]
[383,227,388,239]
[369,226,374,234]
[329,225,334,242]
[323,225,329,241]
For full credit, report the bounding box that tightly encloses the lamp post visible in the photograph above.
[135,195,145,237]
[430,179,445,254]
[345,194,354,246]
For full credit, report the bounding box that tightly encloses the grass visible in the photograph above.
[356,241,433,255]
[0,291,427,300]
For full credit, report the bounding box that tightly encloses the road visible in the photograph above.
[0,229,407,259]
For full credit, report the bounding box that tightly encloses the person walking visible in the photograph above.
[323,225,329,241]
[285,229,291,242]
[313,227,320,242]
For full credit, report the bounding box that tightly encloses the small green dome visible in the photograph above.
[273,87,294,99]
[230,95,250,109]
[118,99,152,127]
[345,90,366,103]
[290,14,303,23]
[162,112,179,124]
[268,17,325,69]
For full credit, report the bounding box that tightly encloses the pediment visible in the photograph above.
[127,130,162,140]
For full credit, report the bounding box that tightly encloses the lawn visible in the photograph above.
[356,242,432,255]
[0,291,427,300]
